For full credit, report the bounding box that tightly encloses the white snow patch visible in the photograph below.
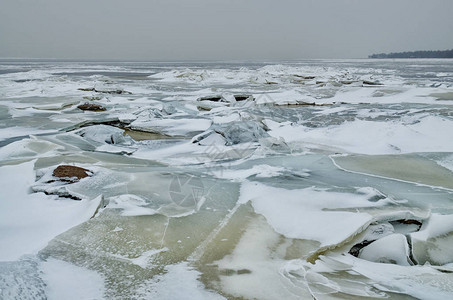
[139,262,225,299]
[270,115,453,154]
[40,258,105,300]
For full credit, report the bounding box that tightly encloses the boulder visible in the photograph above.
[77,103,106,112]
[52,165,92,182]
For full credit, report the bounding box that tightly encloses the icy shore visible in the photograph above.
[1,59,453,299]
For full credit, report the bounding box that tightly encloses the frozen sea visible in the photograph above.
[1,59,453,299]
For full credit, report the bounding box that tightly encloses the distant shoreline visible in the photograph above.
[369,49,453,59]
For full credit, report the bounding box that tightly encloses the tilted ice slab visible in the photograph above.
[0,127,56,143]
[0,160,102,261]
[71,125,136,154]
[131,118,212,136]
[411,213,453,265]
[288,254,453,299]
[238,181,389,249]
[0,136,64,162]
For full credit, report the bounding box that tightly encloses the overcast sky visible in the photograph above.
[1,0,453,60]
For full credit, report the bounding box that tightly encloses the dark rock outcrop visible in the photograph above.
[234,95,254,101]
[78,88,131,94]
[362,80,383,86]
[197,96,225,102]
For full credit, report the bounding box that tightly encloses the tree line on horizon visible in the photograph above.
[369,49,453,59]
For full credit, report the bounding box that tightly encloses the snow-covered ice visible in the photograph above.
[0,160,102,261]
[1,59,453,299]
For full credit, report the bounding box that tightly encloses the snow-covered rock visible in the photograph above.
[74,125,133,145]
[193,121,269,146]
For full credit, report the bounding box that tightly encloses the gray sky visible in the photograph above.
[1,0,453,60]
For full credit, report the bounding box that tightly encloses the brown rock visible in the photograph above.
[53,165,92,182]
[77,103,106,112]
